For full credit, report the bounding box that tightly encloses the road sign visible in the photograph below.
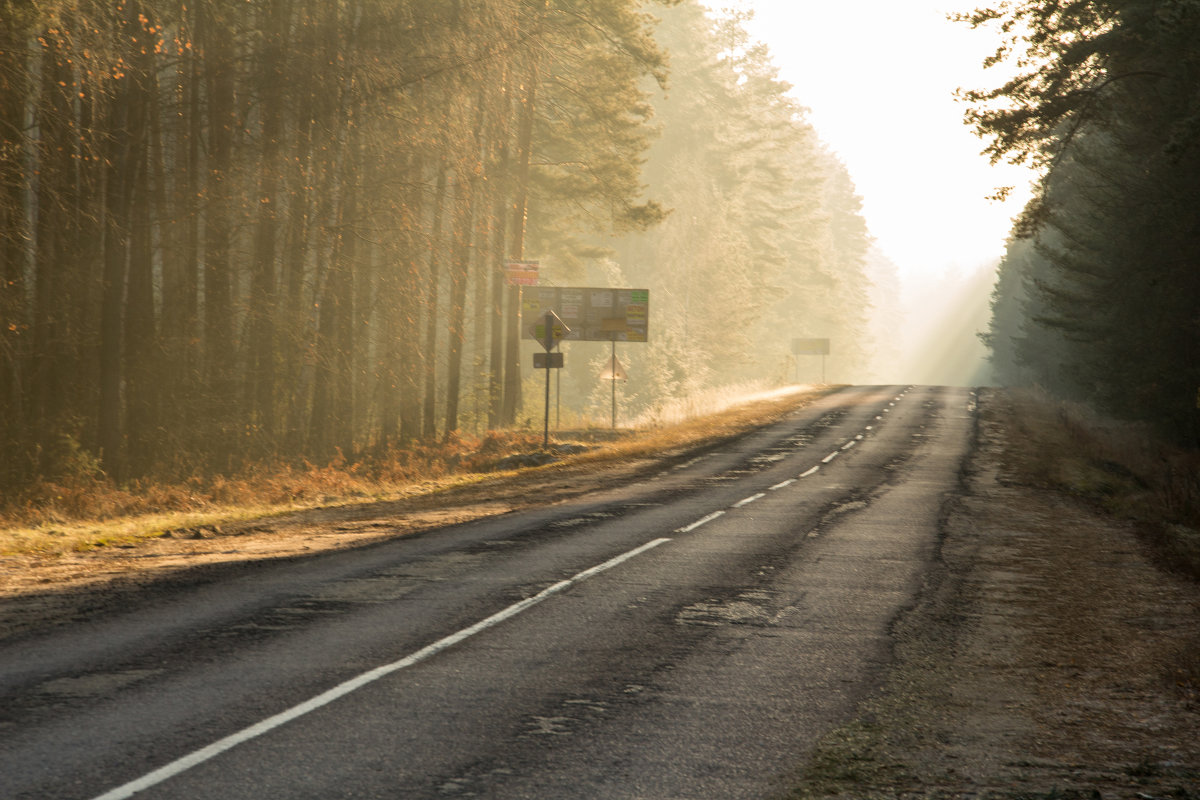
[506,260,540,286]
[522,287,649,342]
[533,310,569,351]
[599,354,627,381]
[792,338,830,355]
[533,352,564,369]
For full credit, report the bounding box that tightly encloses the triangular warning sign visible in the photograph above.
[599,355,627,381]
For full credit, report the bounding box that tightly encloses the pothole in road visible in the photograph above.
[828,499,869,516]
[305,576,422,604]
[36,668,164,699]
[521,698,610,739]
[676,589,782,627]
[549,511,615,529]
[526,715,573,736]
[814,411,849,429]
[378,551,488,581]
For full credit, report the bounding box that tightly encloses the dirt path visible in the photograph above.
[787,388,1200,799]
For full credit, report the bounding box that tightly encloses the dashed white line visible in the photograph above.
[769,479,796,491]
[88,537,673,800]
[799,466,820,478]
[855,434,864,440]
[673,455,707,471]
[732,493,765,508]
[676,510,725,533]
[821,451,839,464]
[841,440,857,451]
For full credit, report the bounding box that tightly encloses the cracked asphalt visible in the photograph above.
[0,385,974,799]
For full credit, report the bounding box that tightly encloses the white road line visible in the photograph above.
[865,426,873,431]
[676,510,725,533]
[88,538,673,800]
[855,434,864,440]
[673,455,706,470]
[821,452,839,464]
[769,479,796,490]
[800,466,820,478]
[732,493,765,508]
[841,441,856,451]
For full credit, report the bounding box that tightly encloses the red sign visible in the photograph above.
[506,260,540,286]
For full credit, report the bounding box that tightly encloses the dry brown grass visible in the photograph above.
[0,385,832,559]
[1002,386,1200,579]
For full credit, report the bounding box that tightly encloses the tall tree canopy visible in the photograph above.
[0,0,881,492]
[0,0,673,487]
[591,0,874,417]
[969,0,1200,444]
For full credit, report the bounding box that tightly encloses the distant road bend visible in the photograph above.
[0,385,974,800]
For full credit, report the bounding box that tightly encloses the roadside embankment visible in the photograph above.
[786,387,1200,799]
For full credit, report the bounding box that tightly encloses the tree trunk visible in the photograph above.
[443,172,476,436]
[422,166,448,438]
[32,29,77,437]
[0,25,30,485]
[487,156,509,429]
[501,64,537,426]
[280,26,316,452]
[471,203,492,432]
[201,2,237,461]
[161,5,202,447]
[123,8,158,474]
[395,157,424,444]
[99,73,136,476]
[246,0,288,443]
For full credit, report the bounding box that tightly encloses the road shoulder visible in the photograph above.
[785,388,1200,799]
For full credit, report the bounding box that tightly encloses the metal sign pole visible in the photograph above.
[611,340,617,429]
[543,355,552,449]
[537,310,568,449]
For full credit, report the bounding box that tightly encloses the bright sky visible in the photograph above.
[739,0,1039,284]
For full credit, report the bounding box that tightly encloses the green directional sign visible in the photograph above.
[522,287,649,343]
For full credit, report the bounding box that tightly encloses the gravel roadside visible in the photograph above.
[784,388,1200,799]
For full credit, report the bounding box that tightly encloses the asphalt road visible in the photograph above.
[0,385,974,800]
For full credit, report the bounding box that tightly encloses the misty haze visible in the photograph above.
[1,2,1197,799]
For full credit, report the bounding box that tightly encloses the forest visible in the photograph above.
[0,0,876,492]
[971,0,1200,447]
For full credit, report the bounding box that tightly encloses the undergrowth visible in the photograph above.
[0,430,553,534]
[1004,386,1200,580]
[1,385,829,553]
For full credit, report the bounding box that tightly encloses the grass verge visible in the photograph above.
[1,384,834,559]
[1000,386,1200,580]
